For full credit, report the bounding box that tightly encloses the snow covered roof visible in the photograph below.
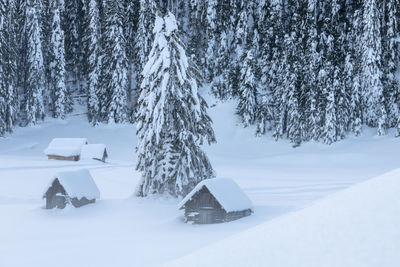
[179,178,253,213]
[48,169,100,199]
[44,138,88,157]
[80,144,107,161]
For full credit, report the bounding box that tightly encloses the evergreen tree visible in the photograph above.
[63,0,84,93]
[304,0,322,141]
[0,0,17,134]
[24,0,45,125]
[361,0,386,135]
[347,6,363,136]
[0,1,7,135]
[134,0,156,90]
[84,0,102,125]
[49,0,68,118]
[136,11,215,197]
[205,0,217,82]
[237,48,258,127]
[381,0,400,133]
[124,0,139,104]
[102,0,128,123]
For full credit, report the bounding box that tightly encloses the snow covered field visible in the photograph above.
[1,97,400,267]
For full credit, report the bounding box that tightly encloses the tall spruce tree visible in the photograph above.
[84,0,102,125]
[0,0,17,135]
[134,0,156,91]
[102,0,128,123]
[49,0,68,118]
[24,0,45,125]
[382,0,400,134]
[63,0,84,93]
[361,0,386,135]
[135,10,215,197]
[348,6,363,136]
[237,48,258,127]
[0,1,7,135]
[205,0,218,82]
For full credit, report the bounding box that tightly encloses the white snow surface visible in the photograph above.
[1,90,400,266]
[167,169,400,267]
[80,144,107,161]
[50,169,100,199]
[44,137,88,157]
[179,178,253,212]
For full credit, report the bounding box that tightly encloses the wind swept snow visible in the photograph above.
[166,169,400,267]
[1,96,400,266]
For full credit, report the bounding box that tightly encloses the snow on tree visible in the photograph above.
[49,0,68,119]
[24,0,45,125]
[211,30,231,100]
[0,0,17,135]
[63,0,84,93]
[205,0,217,81]
[381,0,400,134]
[0,1,6,135]
[102,0,128,123]
[347,9,363,136]
[237,48,258,128]
[84,0,102,125]
[304,0,322,141]
[123,0,139,103]
[134,0,156,89]
[361,0,386,135]
[135,10,216,198]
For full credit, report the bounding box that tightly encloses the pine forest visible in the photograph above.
[1,0,400,147]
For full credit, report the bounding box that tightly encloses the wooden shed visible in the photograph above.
[43,169,100,209]
[80,144,108,163]
[179,178,253,224]
[44,138,88,161]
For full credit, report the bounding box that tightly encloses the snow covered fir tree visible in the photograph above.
[135,10,216,197]
[0,0,400,147]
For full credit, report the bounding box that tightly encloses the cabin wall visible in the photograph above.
[184,187,227,224]
[70,197,96,208]
[45,179,96,209]
[48,155,80,161]
[45,180,67,209]
[183,187,253,224]
[225,209,252,222]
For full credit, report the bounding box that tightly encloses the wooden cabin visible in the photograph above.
[44,138,88,161]
[179,178,253,224]
[43,169,100,209]
[80,144,108,163]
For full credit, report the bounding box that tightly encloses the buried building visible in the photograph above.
[179,178,253,224]
[43,169,100,209]
[44,138,88,161]
[81,144,108,163]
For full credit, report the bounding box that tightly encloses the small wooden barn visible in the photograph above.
[43,169,100,209]
[179,178,253,224]
[44,138,88,161]
[80,144,108,163]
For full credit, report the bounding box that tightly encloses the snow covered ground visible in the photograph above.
[1,95,400,266]
[165,169,400,267]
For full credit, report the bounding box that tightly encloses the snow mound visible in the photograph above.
[179,178,253,213]
[49,169,100,199]
[44,138,88,157]
[168,169,400,267]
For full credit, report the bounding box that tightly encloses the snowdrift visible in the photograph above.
[165,169,400,267]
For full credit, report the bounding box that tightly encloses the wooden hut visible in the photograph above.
[43,169,100,209]
[80,144,108,163]
[179,178,253,224]
[44,138,88,161]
